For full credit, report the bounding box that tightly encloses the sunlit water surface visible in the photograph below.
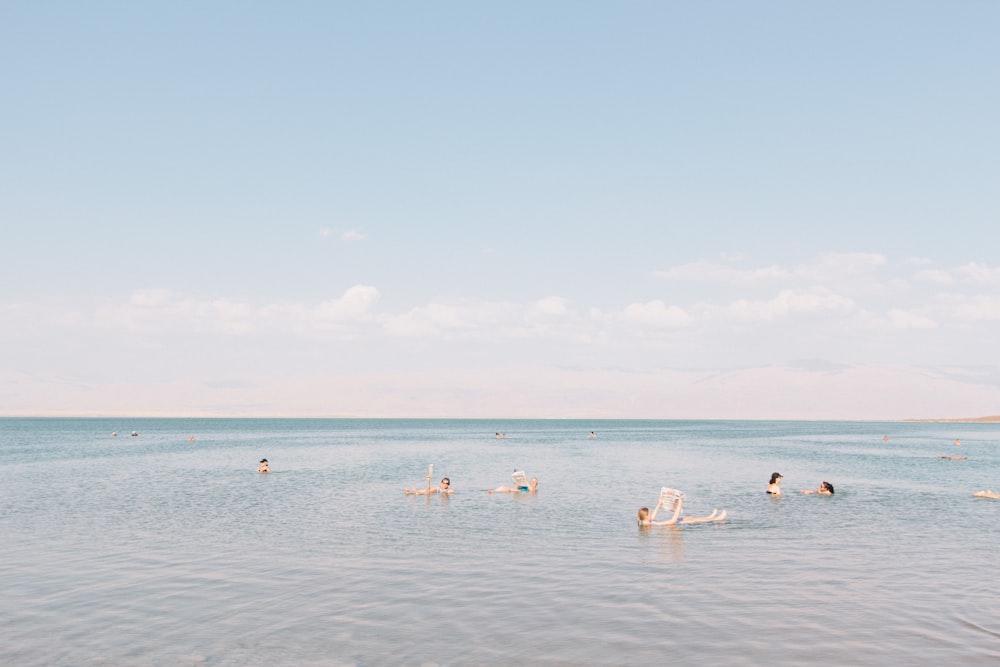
[2,418,998,666]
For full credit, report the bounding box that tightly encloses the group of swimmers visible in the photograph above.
[256,433,997,513]
[765,472,835,496]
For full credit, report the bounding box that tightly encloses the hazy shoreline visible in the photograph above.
[903,415,1000,423]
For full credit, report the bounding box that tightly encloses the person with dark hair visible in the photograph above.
[405,477,453,495]
[766,472,783,496]
[800,481,834,495]
[257,458,270,473]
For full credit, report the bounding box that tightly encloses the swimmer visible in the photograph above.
[589,431,596,438]
[111,432,117,437]
[637,496,726,526]
[406,477,453,495]
[973,490,1000,499]
[799,481,835,495]
[131,431,138,437]
[937,455,967,460]
[766,472,783,496]
[955,439,961,446]
[257,458,270,473]
[489,477,538,494]
[883,435,889,441]
[189,436,195,442]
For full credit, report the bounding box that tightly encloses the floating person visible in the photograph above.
[495,433,511,439]
[406,477,453,495]
[189,436,196,442]
[766,472,783,496]
[954,439,962,446]
[257,458,270,473]
[111,432,117,437]
[589,431,596,438]
[131,431,138,437]
[638,488,726,526]
[973,490,1000,499]
[883,435,889,441]
[937,455,967,460]
[489,470,538,494]
[799,481,835,495]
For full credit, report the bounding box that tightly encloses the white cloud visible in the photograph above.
[622,300,693,327]
[535,297,570,316]
[96,286,380,337]
[885,308,937,329]
[913,269,954,284]
[342,229,366,241]
[938,294,1000,322]
[954,262,1000,284]
[914,262,1000,286]
[726,288,855,321]
[652,260,789,284]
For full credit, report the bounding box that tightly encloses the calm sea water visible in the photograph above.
[1,418,998,666]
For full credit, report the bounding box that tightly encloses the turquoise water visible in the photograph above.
[2,418,998,666]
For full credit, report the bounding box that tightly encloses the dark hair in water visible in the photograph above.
[821,481,835,494]
[769,472,782,484]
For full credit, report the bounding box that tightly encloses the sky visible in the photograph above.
[2,1,999,419]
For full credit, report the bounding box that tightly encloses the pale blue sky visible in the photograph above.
[2,2,999,418]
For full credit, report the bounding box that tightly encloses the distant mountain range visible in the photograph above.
[904,415,1000,423]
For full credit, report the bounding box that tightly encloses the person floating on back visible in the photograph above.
[489,470,538,494]
[638,490,726,526]
[406,477,453,495]
[800,481,834,495]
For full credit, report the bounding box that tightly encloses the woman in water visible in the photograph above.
[488,477,538,494]
[257,458,270,473]
[766,472,783,496]
[405,477,453,495]
[637,496,727,526]
[800,481,834,495]
[973,490,1000,499]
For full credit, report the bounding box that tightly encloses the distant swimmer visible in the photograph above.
[131,431,138,437]
[406,477,453,495]
[111,432,117,437]
[766,472,783,496]
[589,431,596,438]
[937,455,967,460]
[489,475,538,494]
[799,481,835,495]
[638,494,727,526]
[257,458,270,473]
[883,435,889,441]
[955,439,961,446]
[973,490,1000,499]
[189,436,195,442]
[495,433,511,439]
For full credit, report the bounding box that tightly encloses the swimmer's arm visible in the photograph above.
[647,499,663,522]
[652,498,683,526]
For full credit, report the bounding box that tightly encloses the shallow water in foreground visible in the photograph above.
[2,418,998,666]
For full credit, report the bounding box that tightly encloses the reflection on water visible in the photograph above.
[1,418,999,666]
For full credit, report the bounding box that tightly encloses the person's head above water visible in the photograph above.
[820,481,834,494]
[769,472,782,484]
[260,458,268,464]
[637,507,651,523]
[440,477,450,488]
